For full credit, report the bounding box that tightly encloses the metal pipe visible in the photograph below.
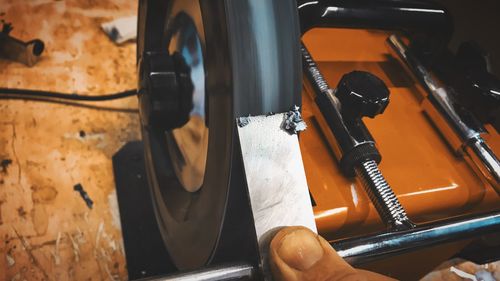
[139,263,255,281]
[333,211,500,265]
[141,212,500,280]
[297,0,452,42]
[387,34,500,195]
[0,25,44,66]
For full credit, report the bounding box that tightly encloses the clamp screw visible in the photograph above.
[336,71,390,118]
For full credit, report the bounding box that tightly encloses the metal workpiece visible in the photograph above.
[355,160,415,231]
[237,113,317,279]
[301,43,414,230]
[0,23,44,66]
[387,34,500,195]
[333,211,500,265]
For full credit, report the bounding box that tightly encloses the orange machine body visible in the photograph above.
[301,28,500,240]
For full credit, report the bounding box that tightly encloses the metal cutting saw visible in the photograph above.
[136,0,500,279]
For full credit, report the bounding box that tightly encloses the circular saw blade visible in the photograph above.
[137,0,301,269]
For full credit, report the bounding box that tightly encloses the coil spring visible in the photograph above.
[355,160,414,230]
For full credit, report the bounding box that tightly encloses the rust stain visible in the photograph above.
[10,123,21,183]
[0,200,3,225]
[31,205,48,236]
[31,185,58,204]
[16,206,26,219]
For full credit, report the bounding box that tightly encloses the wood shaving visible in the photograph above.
[67,232,80,262]
[51,232,62,265]
[10,273,21,281]
[95,221,104,247]
[6,253,15,267]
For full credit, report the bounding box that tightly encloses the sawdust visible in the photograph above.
[108,190,122,230]
[6,253,15,267]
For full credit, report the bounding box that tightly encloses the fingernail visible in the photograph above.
[277,229,324,271]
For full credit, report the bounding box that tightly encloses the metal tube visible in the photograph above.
[141,212,500,280]
[387,34,500,195]
[297,0,452,41]
[139,263,255,281]
[0,32,44,66]
[333,211,500,265]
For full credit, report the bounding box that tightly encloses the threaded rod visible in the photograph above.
[355,160,415,231]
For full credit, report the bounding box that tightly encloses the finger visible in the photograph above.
[269,226,395,281]
[269,226,357,281]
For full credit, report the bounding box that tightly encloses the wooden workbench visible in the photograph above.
[0,1,137,280]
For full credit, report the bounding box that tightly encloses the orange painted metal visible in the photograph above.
[301,28,500,240]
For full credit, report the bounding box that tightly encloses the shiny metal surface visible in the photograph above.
[298,0,450,31]
[142,263,255,281]
[355,160,414,231]
[297,0,452,55]
[334,211,500,265]
[237,113,317,278]
[166,12,208,192]
[387,34,500,195]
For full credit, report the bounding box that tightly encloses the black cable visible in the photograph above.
[0,88,137,101]
[0,96,139,113]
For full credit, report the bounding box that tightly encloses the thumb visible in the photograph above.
[269,226,395,281]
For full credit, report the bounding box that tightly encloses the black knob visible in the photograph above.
[336,71,390,119]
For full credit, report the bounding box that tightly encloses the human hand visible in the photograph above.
[269,226,396,281]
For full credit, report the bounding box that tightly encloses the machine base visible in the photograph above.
[112,141,176,280]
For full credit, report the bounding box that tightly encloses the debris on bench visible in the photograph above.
[73,183,94,209]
